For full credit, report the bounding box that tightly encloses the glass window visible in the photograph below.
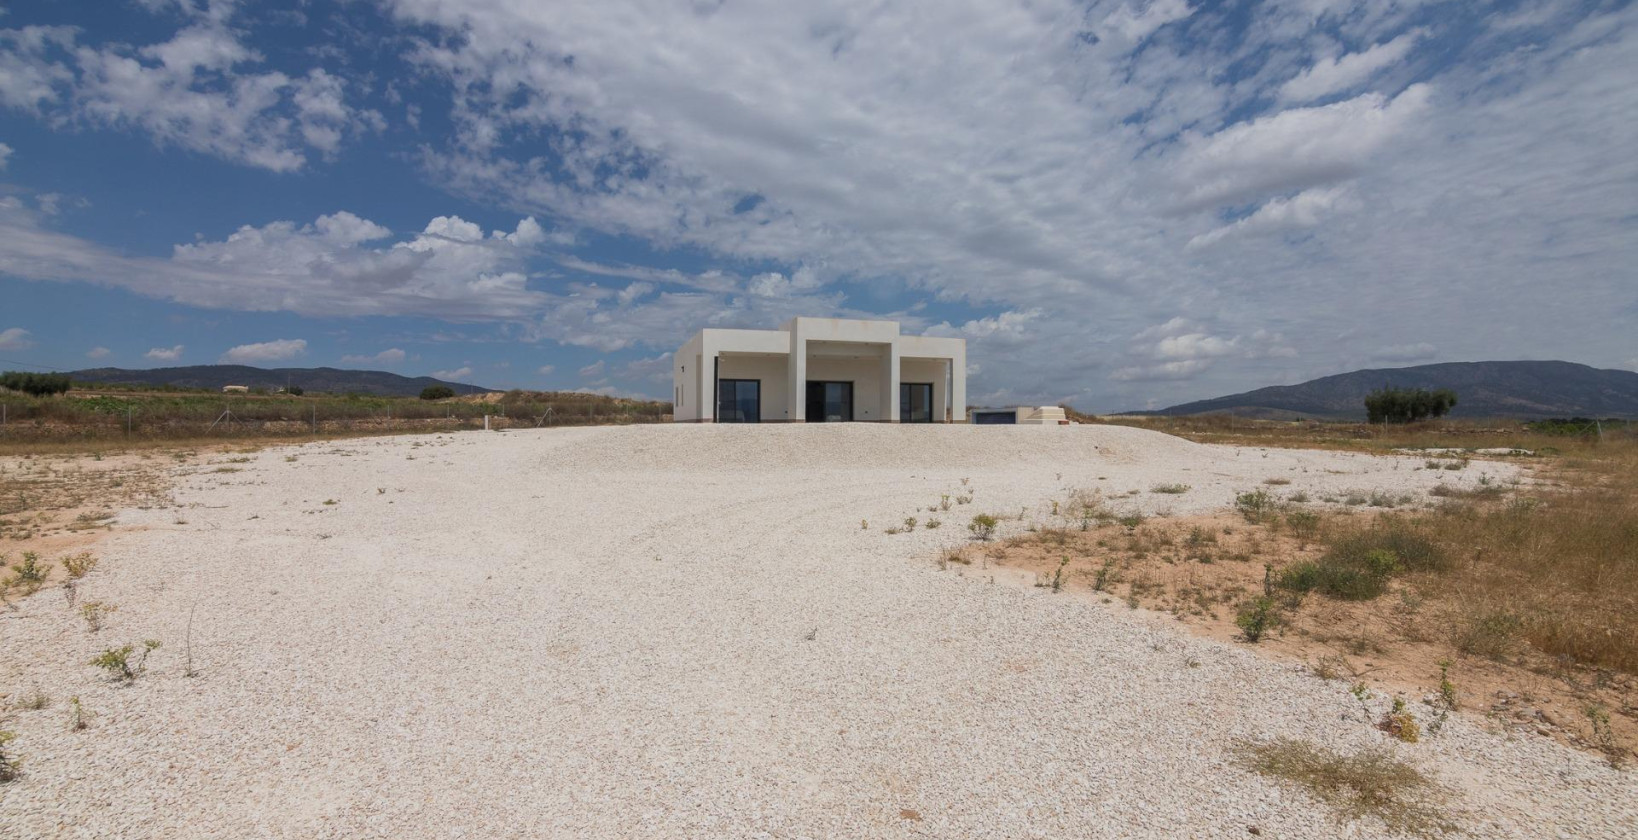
[717,379,760,422]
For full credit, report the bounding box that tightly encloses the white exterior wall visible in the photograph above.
[717,354,791,421]
[671,318,966,422]
[899,358,948,421]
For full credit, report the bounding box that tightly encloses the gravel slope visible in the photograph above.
[2,424,1631,838]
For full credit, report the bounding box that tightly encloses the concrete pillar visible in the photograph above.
[883,343,901,423]
[931,361,949,423]
[699,335,717,423]
[950,344,967,422]
[787,325,807,422]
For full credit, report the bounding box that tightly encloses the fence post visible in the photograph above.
[484,414,490,431]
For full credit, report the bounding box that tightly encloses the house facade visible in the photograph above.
[672,318,966,422]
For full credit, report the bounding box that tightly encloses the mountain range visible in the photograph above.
[1139,361,1638,420]
[66,365,495,398]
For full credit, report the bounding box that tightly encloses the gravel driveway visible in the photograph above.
[2,424,1632,838]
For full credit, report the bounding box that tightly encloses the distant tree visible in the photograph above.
[1364,387,1457,424]
[285,385,304,396]
[420,385,456,401]
[0,371,72,396]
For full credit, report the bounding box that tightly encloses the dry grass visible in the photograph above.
[1237,738,1454,837]
[983,420,1638,759]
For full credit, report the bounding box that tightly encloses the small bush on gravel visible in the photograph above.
[4,552,51,594]
[62,552,98,578]
[1150,483,1190,494]
[91,640,161,683]
[968,514,998,541]
[1235,596,1281,642]
[1236,738,1453,838]
[0,730,19,783]
[80,601,116,632]
[1379,697,1421,743]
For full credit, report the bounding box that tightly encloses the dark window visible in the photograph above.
[717,379,761,422]
[900,383,934,423]
[805,381,854,422]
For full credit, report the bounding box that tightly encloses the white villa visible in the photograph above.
[672,318,966,423]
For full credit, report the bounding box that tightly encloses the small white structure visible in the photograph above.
[970,406,1069,425]
[673,318,966,422]
[222,385,249,394]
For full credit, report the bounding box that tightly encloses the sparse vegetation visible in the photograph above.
[91,640,161,682]
[1379,696,1421,743]
[1234,490,1277,523]
[80,601,116,632]
[968,513,998,541]
[1150,483,1190,494]
[62,551,98,578]
[0,729,19,783]
[1237,738,1453,837]
[1235,596,1280,642]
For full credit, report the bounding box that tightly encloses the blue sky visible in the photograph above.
[1,0,1634,410]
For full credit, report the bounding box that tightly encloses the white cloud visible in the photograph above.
[145,344,184,362]
[577,360,606,379]
[341,347,407,366]
[1170,85,1432,213]
[535,364,555,375]
[219,338,307,364]
[0,327,33,349]
[0,11,379,171]
[1187,186,1352,249]
[1279,30,1424,104]
[86,346,110,359]
[0,204,555,319]
[0,142,11,169]
[431,366,473,381]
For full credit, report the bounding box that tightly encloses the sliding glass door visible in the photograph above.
[900,382,934,423]
[805,381,854,422]
[716,379,761,422]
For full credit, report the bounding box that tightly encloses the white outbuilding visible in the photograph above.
[672,317,966,423]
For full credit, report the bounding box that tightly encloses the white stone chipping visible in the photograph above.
[1,424,1632,838]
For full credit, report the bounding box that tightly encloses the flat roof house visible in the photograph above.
[673,318,966,422]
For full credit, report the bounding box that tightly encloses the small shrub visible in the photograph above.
[80,601,116,632]
[1235,490,1277,523]
[925,518,941,529]
[1585,704,1626,768]
[1263,477,1292,486]
[1288,491,1310,503]
[0,730,19,783]
[1379,697,1420,743]
[66,696,86,732]
[860,519,868,530]
[90,640,161,682]
[968,514,998,541]
[1453,610,1521,659]
[1051,556,1069,592]
[1236,596,1280,642]
[5,552,51,593]
[1092,558,1117,591]
[419,385,455,400]
[1150,483,1190,495]
[1117,512,1145,530]
[1284,510,1320,541]
[62,552,98,579]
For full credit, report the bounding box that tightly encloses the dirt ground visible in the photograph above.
[971,502,1638,759]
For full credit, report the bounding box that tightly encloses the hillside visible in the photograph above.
[66,365,495,397]
[1145,361,1638,420]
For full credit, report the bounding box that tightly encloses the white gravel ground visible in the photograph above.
[2,424,1632,838]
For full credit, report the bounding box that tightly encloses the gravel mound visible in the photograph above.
[1,425,1630,839]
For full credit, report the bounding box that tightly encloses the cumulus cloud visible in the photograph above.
[220,338,307,364]
[0,142,11,169]
[86,346,110,359]
[1187,186,1353,249]
[0,203,554,319]
[145,344,184,361]
[0,9,380,170]
[535,364,555,375]
[0,327,33,349]
[341,348,407,366]
[431,366,473,381]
